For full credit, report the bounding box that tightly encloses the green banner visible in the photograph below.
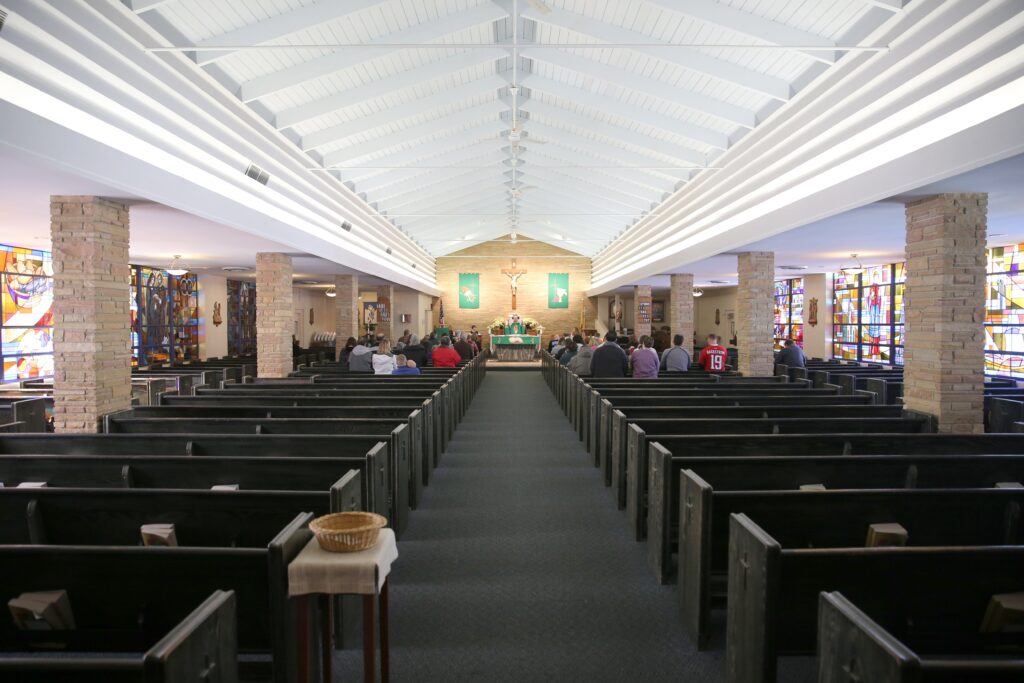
[458,273,480,309]
[548,273,569,309]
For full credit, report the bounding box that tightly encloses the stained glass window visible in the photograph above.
[226,280,257,356]
[130,266,198,365]
[1,244,54,383]
[985,243,1024,378]
[773,278,804,350]
[832,262,904,364]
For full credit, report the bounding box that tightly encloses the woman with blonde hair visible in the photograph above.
[372,339,396,375]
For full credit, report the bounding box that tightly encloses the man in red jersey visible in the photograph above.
[698,334,729,373]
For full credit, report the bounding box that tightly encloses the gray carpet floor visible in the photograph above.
[332,371,814,682]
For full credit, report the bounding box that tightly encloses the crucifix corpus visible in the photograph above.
[502,259,527,309]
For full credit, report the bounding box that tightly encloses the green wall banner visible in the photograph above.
[548,273,569,309]
[458,273,480,309]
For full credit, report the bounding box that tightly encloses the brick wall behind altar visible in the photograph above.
[434,236,595,348]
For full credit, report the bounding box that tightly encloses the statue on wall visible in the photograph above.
[808,297,819,327]
[212,301,222,327]
[613,298,623,332]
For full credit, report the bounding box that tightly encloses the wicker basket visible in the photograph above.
[309,512,387,553]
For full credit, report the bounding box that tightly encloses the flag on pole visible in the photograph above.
[438,298,446,327]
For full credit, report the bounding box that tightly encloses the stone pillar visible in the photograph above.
[50,196,132,433]
[255,252,293,378]
[376,284,394,340]
[737,251,775,376]
[669,273,695,356]
[634,284,652,339]
[903,194,987,433]
[334,274,359,359]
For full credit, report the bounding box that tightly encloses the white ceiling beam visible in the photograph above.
[242,3,508,100]
[519,138,681,187]
[334,135,506,182]
[194,0,391,66]
[859,0,906,12]
[275,48,508,129]
[521,5,791,101]
[361,153,510,198]
[372,163,508,205]
[516,188,643,216]
[516,166,665,204]
[125,0,179,12]
[515,178,652,213]
[521,100,707,166]
[520,48,758,128]
[519,74,730,150]
[385,177,508,213]
[645,0,837,65]
[351,143,508,188]
[524,147,674,196]
[397,194,510,228]
[300,74,509,151]
[523,121,692,180]
[323,102,508,167]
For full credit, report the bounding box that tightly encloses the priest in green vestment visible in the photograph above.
[505,313,526,335]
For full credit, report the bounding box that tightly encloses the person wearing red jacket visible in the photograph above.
[698,334,728,373]
[431,336,462,368]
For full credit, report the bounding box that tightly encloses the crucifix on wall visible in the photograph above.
[502,259,527,309]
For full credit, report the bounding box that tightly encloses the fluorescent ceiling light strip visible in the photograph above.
[0,72,437,288]
[592,75,1024,289]
[595,37,1024,281]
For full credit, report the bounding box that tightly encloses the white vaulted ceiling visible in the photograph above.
[128,0,900,256]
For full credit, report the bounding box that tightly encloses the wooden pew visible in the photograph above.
[622,415,929,536]
[0,455,361,510]
[647,433,1024,585]
[817,591,1024,683]
[0,397,48,433]
[727,512,1024,683]
[0,590,237,683]
[103,415,413,526]
[647,450,1024,585]
[676,483,1024,653]
[0,513,311,683]
[117,404,432,505]
[0,434,389,529]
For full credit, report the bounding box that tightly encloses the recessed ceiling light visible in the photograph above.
[989,233,1007,238]
[708,280,730,284]
[297,279,319,285]
[221,266,248,272]
[777,265,808,270]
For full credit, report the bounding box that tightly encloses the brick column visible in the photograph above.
[737,252,775,376]
[375,284,394,340]
[634,285,652,339]
[669,273,695,356]
[334,274,359,360]
[903,194,987,433]
[50,196,132,433]
[255,252,293,378]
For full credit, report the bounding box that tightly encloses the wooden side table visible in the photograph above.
[288,529,398,683]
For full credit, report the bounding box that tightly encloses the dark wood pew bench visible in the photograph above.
[676,484,1024,653]
[103,416,416,521]
[0,397,49,433]
[0,513,311,683]
[0,590,237,683]
[0,434,390,532]
[727,513,1024,683]
[647,454,1024,581]
[620,416,930,530]
[817,591,1024,683]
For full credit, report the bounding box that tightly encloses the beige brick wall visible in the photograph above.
[669,273,695,356]
[334,274,359,359]
[737,251,775,376]
[903,193,987,433]
[256,252,293,378]
[435,236,592,347]
[634,284,652,339]
[50,196,132,433]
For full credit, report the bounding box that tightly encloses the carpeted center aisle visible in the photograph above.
[333,371,813,682]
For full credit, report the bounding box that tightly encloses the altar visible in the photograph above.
[489,334,542,362]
